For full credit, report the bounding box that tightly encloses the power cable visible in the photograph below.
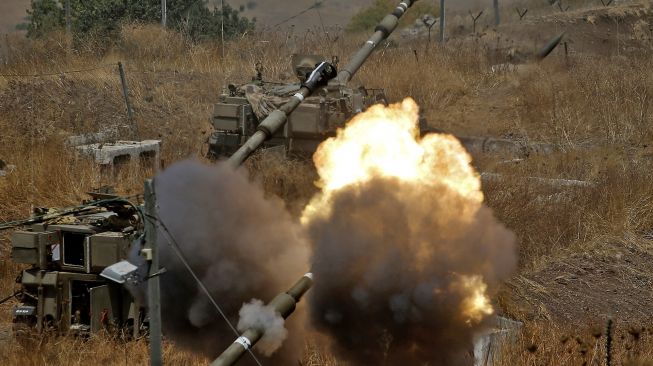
[0,291,21,305]
[272,2,322,28]
[0,194,143,231]
[146,213,263,366]
[314,1,330,40]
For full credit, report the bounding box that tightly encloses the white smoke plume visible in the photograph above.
[237,299,288,356]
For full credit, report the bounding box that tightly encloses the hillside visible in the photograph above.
[0,0,376,35]
[1,1,653,365]
[0,0,29,34]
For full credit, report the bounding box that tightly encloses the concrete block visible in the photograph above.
[75,140,161,170]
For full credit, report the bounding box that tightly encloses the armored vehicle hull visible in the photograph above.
[209,81,388,159]
[5,195,146,337]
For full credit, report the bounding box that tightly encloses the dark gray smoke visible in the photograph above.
[306,177,517,365]
[155,160,309,364]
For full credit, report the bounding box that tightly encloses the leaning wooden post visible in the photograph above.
[144,180,163,366]
[118,62,139,139]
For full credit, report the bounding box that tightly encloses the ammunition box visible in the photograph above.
[287,104,322,136]
[21,270,58,286]
[11,231,58,265]
[89,232,130,273]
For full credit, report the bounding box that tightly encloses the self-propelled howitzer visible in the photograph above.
[210,2,420,365]
[210,0,420,167]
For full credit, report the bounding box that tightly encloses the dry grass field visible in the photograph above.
[1,1,653,365]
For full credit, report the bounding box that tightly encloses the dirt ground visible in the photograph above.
[502,237,653,323]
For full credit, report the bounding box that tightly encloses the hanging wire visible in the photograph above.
[0,291,21,305]
[0,195,143,231]
[145,213,263,366]
[271,2,322,28]
[314,1,330,41]
[0,64,115,78]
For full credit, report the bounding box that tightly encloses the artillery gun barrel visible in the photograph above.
[335,0,418,84]
[535,33,565,61]
[227,87,309,167]
[227,62,337,167]
[227,0,418,167]
[211,273,314,366]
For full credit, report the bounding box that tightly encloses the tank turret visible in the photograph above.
[209,0,420,165]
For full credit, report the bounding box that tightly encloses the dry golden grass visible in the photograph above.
[0,332,207,366]
[494,321,653,366]
[1,2,652,364]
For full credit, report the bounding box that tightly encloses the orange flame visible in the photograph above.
[303,97,493,323]
[456,275,494,324]
[302,98,483,223]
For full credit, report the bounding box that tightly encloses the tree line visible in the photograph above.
[23,0,255,41]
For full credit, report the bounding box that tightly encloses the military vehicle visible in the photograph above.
[1,191,147,337]
[208,25,564,163]
[1,0,561,363]
[208,0,426,161]
[207,55,386,160]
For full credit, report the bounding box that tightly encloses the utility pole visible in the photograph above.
[161,0,167,27]
[493,0,500,26]
[65,0,71,35]
[221,0,226,57]
[145,180,163,366]
[439,0,445,43]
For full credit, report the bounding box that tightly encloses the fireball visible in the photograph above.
[302,98,483,224]
[303,97,494,324]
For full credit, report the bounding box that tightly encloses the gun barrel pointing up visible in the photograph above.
[211,273,314,366]
[535,33,565,61]
[226,0,418,167]
[335,0,418,84]
[227,62,336,167]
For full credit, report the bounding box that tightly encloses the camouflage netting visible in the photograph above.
[240,84,300,120]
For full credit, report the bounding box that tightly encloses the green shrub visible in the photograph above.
[24,0,254,41]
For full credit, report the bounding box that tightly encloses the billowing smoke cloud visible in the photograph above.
[303,99,517,365]
[153,99,517,365]
[155,160,309,363]
[306,178,516,365]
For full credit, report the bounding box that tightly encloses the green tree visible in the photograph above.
[24,0,254,40]
[26,0,65,38]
